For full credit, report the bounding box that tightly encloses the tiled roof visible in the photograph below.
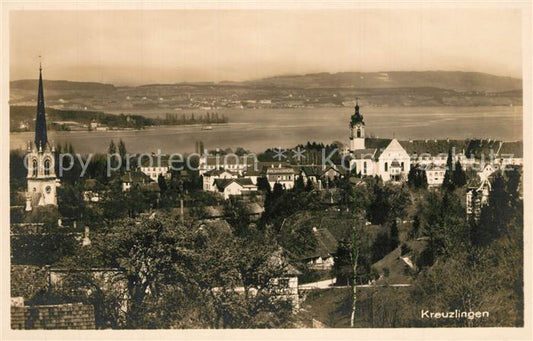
[498,141,523,158]
[202,155,258,166]
[300,166,323,177]
[352,148,377,159]
[84,178,101,190]
[399,139,467,156]
[121,171,150,183]
[141,182,161,192]
[301,228,338,260]
[465,139,502,158]
[204,168,238,177]
[243,168,261,176]
[365,138,392,150]
[266,166,295,175]
[213,178,255,191]
[248,202,265,215]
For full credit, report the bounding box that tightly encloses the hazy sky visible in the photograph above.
[10,9,523,85]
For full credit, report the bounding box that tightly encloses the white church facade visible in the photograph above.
[348,100,411,182]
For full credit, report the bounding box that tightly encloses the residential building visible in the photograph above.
[202,169,238,191]
[213,178,258,200]
[266,164,295,190]
[424,164,447,187]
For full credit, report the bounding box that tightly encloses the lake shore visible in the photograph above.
[10,106,523,154]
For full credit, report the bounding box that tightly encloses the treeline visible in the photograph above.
[9,106,229,132]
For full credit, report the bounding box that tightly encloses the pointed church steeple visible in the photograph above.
[35,61,48,149]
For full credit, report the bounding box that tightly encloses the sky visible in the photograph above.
[10,8,523,85]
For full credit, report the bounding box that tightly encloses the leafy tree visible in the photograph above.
[101,181,128,221]
[125,185,149,218]
[10,150,27,205]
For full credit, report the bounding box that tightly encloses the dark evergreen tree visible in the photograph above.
[368,182,390,225]
[442,148,455,191]
[407,167,417,187]
[157,174,167,194]
[256,177,271,193]
[411,214,421,239]
[118,139,127,170]
[294,172,305,191]
[389,219,400,250]
[108,140,116,155]
[420,169,428,189]
[332,239,353,286]
[305,179,314,192]
[452,161,467,188]
[476,174,512,245]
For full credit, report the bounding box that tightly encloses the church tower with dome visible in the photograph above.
[349,98,365,151]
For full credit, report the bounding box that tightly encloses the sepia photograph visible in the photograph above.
[2,1,532,339]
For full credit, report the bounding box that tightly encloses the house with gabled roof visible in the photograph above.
[300,227,338,270]
[202,168,238,191]
[213,178,258,199]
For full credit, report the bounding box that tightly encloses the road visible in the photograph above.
[299,278,411,290]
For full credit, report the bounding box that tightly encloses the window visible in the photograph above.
[356,129,361,138]
[401,162,404,171]
[385,162,388,172]
[44,159,51,176]
[32,159,38,177]
[363,162,367,174]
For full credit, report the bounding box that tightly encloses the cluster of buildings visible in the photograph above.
[198,156,344,199]
[346,99,522,186]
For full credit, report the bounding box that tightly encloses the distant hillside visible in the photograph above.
[10,80,115,92]
[245,71,522,92]
[9,71,522,110]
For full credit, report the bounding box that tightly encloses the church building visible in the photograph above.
[26,64,58,210]
[348,99,411,182]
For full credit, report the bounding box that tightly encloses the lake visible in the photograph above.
[10,106,523,154]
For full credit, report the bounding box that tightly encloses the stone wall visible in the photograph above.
[11,303,95,329]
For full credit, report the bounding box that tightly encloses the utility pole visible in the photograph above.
[350,188,360,327]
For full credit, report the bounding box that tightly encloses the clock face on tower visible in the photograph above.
[45,185,52,194]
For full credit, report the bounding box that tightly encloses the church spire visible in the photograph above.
[35,59,48,148]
